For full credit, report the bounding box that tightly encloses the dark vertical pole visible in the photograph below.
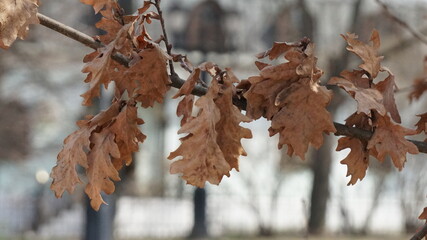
[83,2,134,240]
[189,188,208,238]
[307,0,362,234]
[189,57,209,239]
[84,194,116,240]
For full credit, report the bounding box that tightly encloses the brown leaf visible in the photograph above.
[81,24,131,106]
[336,137,369,185]
[345,112,373,130]
[0,0,39,49]
[80,0,113,13]
[270,78,336,159]
[245,42,323,121]
[329,75,386,117]
[254,61,270,71]
[168,81,230,188]
[173,68,201,98]
[409,56,427,102]
[215,70,252,171]
[109,104,146,169]
[176,95,194,126]
[50,121,94,198]
[415,112,427,134]
[409,78,427,102]
[367,114,419,170]
[419,207,427,221]
[342,30,383,78]
[131,43,171,107]
[85,129,121,211]
[376,68,401,123]
[95,17,123,44]
[256,41,300,60]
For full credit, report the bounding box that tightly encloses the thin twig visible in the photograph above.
[36,13,427,154]
[153,0,175,75]
[375,0,427,45]
[410,223,427,240]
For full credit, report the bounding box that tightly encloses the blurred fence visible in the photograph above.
[0,192,410,239]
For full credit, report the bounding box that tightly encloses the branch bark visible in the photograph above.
[375,0,427,46]
[36,13,427,155]
[410,223,427,240]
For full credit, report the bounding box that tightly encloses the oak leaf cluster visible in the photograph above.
[1,0,426,222]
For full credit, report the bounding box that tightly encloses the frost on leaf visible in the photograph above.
[169,70,252,187]
[244,40,335,159]
[367,113,419,170]
[336,137,369,185]
[0,0,39,49]
[342,30,383,78]
[50,120,94,198]
[85,129,121,211]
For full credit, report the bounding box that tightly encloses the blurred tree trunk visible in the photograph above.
[307,0,362,234]
[84,2,134,240]
[189,188,208,239]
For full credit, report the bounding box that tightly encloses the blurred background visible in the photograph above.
[0,0,426,239]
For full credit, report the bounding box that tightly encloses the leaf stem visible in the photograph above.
[153,0,175,75]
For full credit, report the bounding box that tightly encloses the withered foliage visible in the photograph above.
[329,30,418,185]
[1,0,426,221]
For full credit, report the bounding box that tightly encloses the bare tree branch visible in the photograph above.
[410,223,427,240]
[36,13,427,155]
[153,0,175,75]
[375,0,427,45]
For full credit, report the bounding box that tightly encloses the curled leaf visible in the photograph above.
[0,0,39,49]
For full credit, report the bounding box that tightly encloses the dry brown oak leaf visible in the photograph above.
[80,0,114,13]
[342,30,383,78]
[374,68,401,123]
[51,101,121,198]
[80,24,131,106]
[0,0,39,49]
[269,78,336,159]
[130,43,172,108]
[245,41,335,159]
[215,69,253,171]
[336,137,369,185]
[173,68,201,126]
[415,112,427,135]
[419,207,427,221]
[109,103,146,170]
[329,71,386,118]
[50,120,95,198]
[409,56,427,102]
[85,129,121,210]
[367,114,419,170]
[168,78,252,187]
